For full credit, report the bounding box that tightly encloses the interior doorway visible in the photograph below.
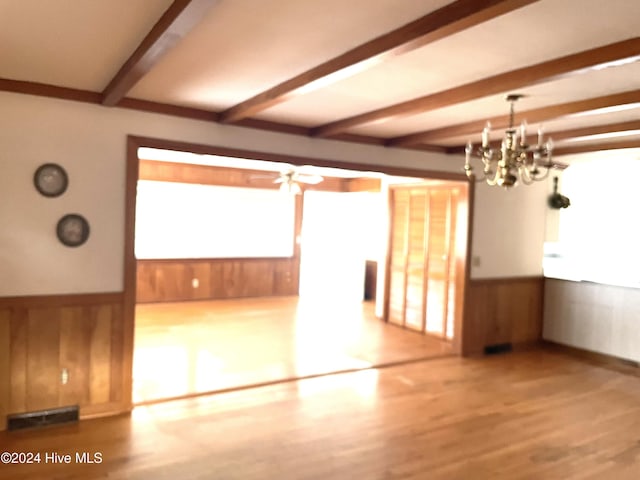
[124,139,471,406]
[299,190,384,303]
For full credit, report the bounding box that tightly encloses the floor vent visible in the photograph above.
[484,343,513,355]
[7,405,79,431]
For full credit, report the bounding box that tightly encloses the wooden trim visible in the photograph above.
[219,0,538,123]
[234,118,311,136]
[542,340,640,377]
[122,138,140,412]
[0,78,102,103]
[130,135,470,182]
[329,133,388,146]
[313,37,640,137]
[441,190,453,338]
[554,138,640,156]
[80,402,131,420]
[0,292,123,308]
[456,179,473,355]
[383,188,394,323]
[118,97,219,121]
[388,89,640,147]
[469,275,545,285]
[102,0,217,106]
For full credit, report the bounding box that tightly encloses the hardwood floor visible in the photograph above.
[2,349,640,479]
[133,296,452,403]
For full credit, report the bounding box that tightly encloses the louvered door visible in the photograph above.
[386,185,459,338]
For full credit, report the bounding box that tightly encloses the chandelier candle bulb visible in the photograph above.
[520,121,527,146]
[482,122,491,147]
[538,126,544,146]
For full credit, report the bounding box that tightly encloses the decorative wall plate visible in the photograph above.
[34,163,68,197]
[56,214,90,247]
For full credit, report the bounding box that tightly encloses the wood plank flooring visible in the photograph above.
[133,296,452,403]
[2,349,640,479]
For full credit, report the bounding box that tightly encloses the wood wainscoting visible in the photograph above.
[0,293,128,431]
[136,257,299,303]
[463,276,544,355]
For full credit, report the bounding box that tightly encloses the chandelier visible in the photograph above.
[464,94,565,188]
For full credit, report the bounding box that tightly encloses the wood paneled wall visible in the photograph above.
[136,159,310,303]
[137,258,299,303]
[345,177,382,192]
[463,276,544,355]
[0,293,127,430]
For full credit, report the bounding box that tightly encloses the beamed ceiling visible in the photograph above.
[2,0,640,157]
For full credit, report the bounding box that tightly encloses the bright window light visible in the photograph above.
[135,181,295,259]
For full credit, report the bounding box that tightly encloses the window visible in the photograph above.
[135,180,296,259]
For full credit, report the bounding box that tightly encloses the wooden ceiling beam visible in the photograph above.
[388,89,640,147]
[535,119,640,143]
[101,0,217,106]
[447,119,640,153]
[554,139,640,156]
[313,37,640,138]
[218,0,539,124]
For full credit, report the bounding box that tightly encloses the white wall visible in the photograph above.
[0,92,547,296]
[471,179,547,278]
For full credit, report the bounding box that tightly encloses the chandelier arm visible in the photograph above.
[486,167,500,186]
[519,167,534,185]
[532,167,552,182]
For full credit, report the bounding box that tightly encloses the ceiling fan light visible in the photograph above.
[279,181,301,195]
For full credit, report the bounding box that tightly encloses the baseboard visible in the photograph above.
[541,340,640,377]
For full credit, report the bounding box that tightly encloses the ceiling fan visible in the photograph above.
[253,166,324,194]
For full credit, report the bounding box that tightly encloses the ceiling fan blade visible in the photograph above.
[296,173,324,184]
[539,161,569,170]
[551,161,569,170]
[247,173,280,185]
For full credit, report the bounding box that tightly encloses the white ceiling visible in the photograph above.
[0,0,173,89]
[1,0,639,155]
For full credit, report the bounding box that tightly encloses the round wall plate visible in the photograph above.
[34,163,68,197]
[56,214,90,247]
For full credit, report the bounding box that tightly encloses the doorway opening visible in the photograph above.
[124,138,471,405]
